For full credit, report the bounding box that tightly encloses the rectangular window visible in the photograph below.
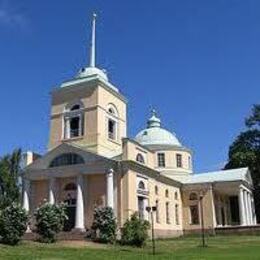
[188,156,192,169]
[156,200,159,223]
[176,154,182,168]
[108,119,116,140]
[166,202,170,224]
[138,197,145,220]
[157,153,165,167]
[175,204,179,225]
[70,117,80,138]
[190,205,199,225]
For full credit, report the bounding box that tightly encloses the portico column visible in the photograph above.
[252,196,257,225]
[75,175,85,231]
[65,117,70,139]
[244,190,249,225]
[239,187,246,225]
[48,178,56,205]
[22,178,30,212]
[106,168,114,209]
[248,193,253,225]
[22,178,31,232]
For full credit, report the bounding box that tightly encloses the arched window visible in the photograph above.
[64,102,84,139]
[70,104,80,111]
[138,181,145,190]
[136,153,145,164]
[189,192,198,201]
[165,189,169,198]
[64,182,77,191]
[49,153,84,168]
[174,191,178,200]
[107,104,118,141]
[155,185,159,195]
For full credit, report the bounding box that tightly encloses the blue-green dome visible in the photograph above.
[135,110,181,148]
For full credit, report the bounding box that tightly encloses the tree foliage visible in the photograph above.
[91,207,117,243]
[0,149,22,209]
[225,104,260,221]
[120,212,150,247]
[0,203,28,245]
[34,202,68,243]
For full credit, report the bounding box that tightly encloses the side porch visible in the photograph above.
[213,182,257,227]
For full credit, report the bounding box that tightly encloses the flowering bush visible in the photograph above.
[91,207,117,243]
[0,203,28,245]
[35,202,67,243]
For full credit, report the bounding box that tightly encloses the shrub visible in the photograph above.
[121,212,150,247]
[91,207,117,243]
[0,203,28,245]
[35,202,67,243]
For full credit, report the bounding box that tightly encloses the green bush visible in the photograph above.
[91,207,117,243]
[121,212,150,247]
[35,202,67,243]
[0,203,28,245]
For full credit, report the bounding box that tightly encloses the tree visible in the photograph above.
[0,149,22,208]
[225,104,260,221]
[91,207,117,243]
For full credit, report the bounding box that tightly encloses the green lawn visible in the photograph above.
[1,235,260,260]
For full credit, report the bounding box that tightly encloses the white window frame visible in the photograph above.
[176,153,183,168]
[63,102,84,140]
[157,153,165,167]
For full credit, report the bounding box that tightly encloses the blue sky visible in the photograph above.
[0,0,259,172]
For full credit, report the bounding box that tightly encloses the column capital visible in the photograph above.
[107,168,114,175]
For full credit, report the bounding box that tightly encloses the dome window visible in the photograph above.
[176,154,183,168]
[155,185,159,195]
[157,153,165,167]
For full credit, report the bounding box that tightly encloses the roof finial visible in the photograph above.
[151,108,157,117]
[89,13,97,67]
[147,108,161,128]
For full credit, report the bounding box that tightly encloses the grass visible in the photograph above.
[0,235,260,259]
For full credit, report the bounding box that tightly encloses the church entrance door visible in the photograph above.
[63,182,77,231]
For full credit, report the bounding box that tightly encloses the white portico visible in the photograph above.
[23,143,116,231]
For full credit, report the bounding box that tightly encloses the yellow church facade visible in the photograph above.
[23,15,257,238]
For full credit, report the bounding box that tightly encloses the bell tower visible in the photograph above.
[48,14,127,157]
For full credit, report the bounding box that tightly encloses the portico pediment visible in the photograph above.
[25,143,116,179]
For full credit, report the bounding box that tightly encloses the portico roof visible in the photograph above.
[176,167,252,186]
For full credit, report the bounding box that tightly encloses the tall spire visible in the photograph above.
[89,13,97,67]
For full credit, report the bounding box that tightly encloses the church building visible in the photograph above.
[23,14,257,237]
